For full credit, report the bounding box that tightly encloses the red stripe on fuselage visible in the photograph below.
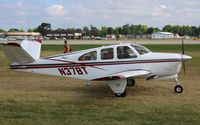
[10,59,181,70]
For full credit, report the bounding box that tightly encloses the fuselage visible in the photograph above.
[10,43,191,81]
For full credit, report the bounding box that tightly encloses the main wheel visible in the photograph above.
[174,85,183,93]
[127,79,135,86]
[115,91,127,97]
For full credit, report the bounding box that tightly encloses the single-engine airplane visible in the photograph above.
[0,39,192,97]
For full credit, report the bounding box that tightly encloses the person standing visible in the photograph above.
[64,40,71,53]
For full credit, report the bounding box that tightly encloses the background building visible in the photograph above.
[45,31,84,39]
[151,32,174,39]
[0,32,40,40]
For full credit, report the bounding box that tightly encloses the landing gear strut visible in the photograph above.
[174,78,183,93]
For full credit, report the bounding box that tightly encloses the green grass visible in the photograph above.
[0,44,200,125]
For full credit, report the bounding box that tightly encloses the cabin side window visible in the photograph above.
[78,51,97,61]
[101,48,114,60]
[117,46,137,59]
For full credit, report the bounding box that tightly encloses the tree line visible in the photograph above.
[1,23,200,37]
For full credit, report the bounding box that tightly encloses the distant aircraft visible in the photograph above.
[0,39,191,97]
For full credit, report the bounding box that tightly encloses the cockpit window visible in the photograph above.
[117,46,137,59]
[131,44,150,55]
[78,51,97,61]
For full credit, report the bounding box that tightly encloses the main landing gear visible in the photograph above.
[127,79,135,86]
[110,78,183,97]
[114,79,135,97]
[115,91,127,97]
[174,78,183,93]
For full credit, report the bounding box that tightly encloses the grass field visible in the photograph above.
[0,44,200,125]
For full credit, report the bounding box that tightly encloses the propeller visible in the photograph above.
[181,37,186,74]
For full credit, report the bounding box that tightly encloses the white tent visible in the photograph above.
[152,32,174,39]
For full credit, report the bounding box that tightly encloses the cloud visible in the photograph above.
[71,4,84,9]
[159,5,167,9]
[18,10,26,16]
[1,0,200,30]
[185,8,191,12]
[152,5,172,18]
[46,4,66,16]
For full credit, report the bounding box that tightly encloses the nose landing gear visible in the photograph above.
[174,78,183,93]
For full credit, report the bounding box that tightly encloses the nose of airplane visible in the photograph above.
[182,55,192,60]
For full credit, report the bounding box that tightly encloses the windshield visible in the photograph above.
[131,44,151,55]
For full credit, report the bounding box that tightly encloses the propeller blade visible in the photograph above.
[182,38,185,55]
[181,37,186,74]
[182,59,186,74]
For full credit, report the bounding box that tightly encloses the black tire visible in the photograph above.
[127,79,135,86]
[115,91,127,97]
[174,85,183,93]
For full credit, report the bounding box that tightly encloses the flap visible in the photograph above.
[92,70,151,81]
[114,70,151,78]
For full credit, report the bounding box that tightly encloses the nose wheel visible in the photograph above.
[174,78,183,93]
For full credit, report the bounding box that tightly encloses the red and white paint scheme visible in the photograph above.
[0,39,192,97]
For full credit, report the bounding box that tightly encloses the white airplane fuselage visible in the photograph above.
[10,44,190,81]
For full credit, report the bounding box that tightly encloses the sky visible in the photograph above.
[0,0,199,30]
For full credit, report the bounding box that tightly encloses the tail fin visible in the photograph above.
[21,39,41,60]
[0,39,41,64]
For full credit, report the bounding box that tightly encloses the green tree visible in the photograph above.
[8,28,19,32]
[19,29,24,32]
[66,28,76,34]
[107,27,114,34]
[138,24,148,34]
[114,27,119,36]
[76,28,82,33]
[100,27,107,37]
[191,26,199,37]
[181,26,192,36]
[130,25,138,34]
[54,28,66,33]
[27,28,38,32]
[122,24,130,35]
[173,25,181,35]
[163,25,174,33]
[198,26,200,37]
[90,25,100,36]
[83,26,90,36]
[27,28,34,32]
[129,24,148,35]
[146,27,160,34]
[0,29,5,32]
[37,23,51,36]
[117,27,123,34]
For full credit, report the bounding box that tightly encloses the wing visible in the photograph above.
[114,70,151,78]
[92,70,151,81]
